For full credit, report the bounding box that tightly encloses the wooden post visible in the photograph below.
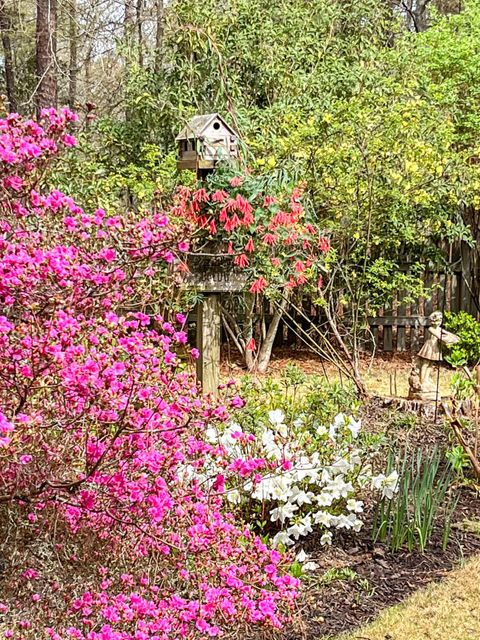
[196,294,221,395]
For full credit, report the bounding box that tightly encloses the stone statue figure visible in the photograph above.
[408,311,460,401]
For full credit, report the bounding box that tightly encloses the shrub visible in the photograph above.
[444,311,480,367]
[203,375,397,555]
[0,111,299,639]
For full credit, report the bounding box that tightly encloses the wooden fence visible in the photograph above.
[369,267,479,353]
[190,260,480,356]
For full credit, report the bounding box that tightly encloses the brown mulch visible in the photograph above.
[285,489,480,640]
[283,396,480,640]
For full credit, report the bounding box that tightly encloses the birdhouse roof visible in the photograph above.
[175,113,238,141]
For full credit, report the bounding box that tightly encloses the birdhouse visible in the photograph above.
[176,113,239,172]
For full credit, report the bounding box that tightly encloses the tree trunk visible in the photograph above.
[256,297,289,374]
[124,0,135,43]
[412,0,432,32]
[35,0,58,115]
[154,0,164,75]
[0,1,16,112]
[136,0,143,67]
[68,0,77,108]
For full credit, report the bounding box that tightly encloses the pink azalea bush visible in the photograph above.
[0,111,299,639]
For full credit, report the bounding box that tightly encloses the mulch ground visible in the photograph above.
[283,396,480,639]
[285,490,480,640]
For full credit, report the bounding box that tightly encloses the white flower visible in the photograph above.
[372,470,399,499]
[316,492,334,507]
[205,426,219,443]
[276,423,288,438]
[320,531,333,546]
[295,549,308,563]
[273,531,294,547]
[316,424,328,436]
[302,561,319,572]
[268,409,286,425]
[261,429,283,460]
[289,486,314,506]
[226,489,242,505]
[347,417,362,438]
[329,413,347,439]
[325,476,353,499]
[313,510,333,527]
[331,457,352,475]
[347,499,364,513]
[293,417,304,429]
[252,474,292,501]
[270,502,298,524]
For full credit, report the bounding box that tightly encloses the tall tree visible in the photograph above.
[0,0,17,111]
[154,0,164,75]
[35,0,58,114]
[124,0,135,43]
[136,0,143,67]
[68,0,77,108]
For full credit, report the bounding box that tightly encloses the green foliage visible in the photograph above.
[373,447,458,553]
[35,1,480,330]
[237,365,360,431]
[446,445,471,475]
[444,311,480,366]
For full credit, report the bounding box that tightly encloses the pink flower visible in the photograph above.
[19,455,33,464]
[3,176,23,191]
[229,176,244,187]
[244,238,255,253]
[61,134,77,147]
[22,568,39,580]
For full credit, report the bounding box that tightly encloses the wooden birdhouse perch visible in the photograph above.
[176,113,239,174]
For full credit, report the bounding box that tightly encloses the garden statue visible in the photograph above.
[408,311,460,401]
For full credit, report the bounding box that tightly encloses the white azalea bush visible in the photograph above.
[207,410,398,549]
[201,374,399,570]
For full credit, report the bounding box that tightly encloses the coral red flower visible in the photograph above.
[242,211,254,226]
[234,253,249,268]
[209,220,217,235]
[263,196,276,207]
[230,176,244,187]
[262,233,277,246]
[227,241,234,255]
[212,190,228,202]
[244,238,255,253]
[249,277,268,293]
[294,260,305,273]
[319,236,330,252]
[193,188,209,203]
[245,337,256,351]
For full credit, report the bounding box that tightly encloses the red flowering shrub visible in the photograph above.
[171,175,330,372]
[0,112,299,639]
[173,176,329,295]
